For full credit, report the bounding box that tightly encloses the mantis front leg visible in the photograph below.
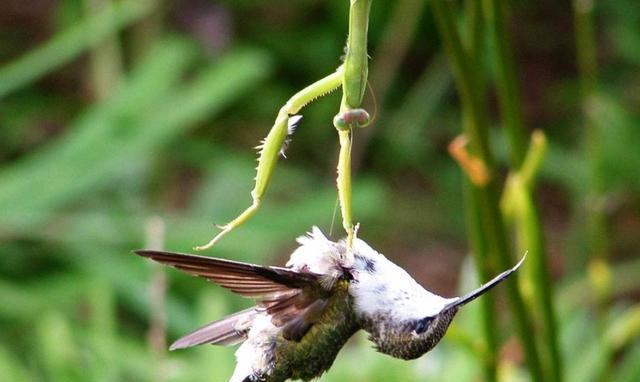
[195,67,344,251]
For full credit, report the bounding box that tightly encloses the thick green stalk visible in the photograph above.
[338,0,372,248]
[144,217,167,382]
[463,0,485,77]
[475,183,544,382]
[482,0,526,167]
[463,177,498,382]
[461,4,498,381]
[573,0,609,261]
[574,0,598,103]
[504,133,562,382]
[431,2,491,163]
[85,0,123,100]
[130,0,164,61]
[573,1,612,380]
[484,1,563,381]
[431,2,544,381]
[510,175,561,382]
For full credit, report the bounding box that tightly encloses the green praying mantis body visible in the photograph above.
[195,0,373,252]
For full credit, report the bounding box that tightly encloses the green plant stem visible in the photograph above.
[461,4,498,381]
[484,1,563,380]
[144,217,167,382]
[431,2,491,162]
[463,178,498,382]
[509,173,563,382]
[573,0,609,261]
[130,0,165,61]
[431,2,544,381]
[85,0,123,100]
[482,0,526,167]
[463,0,485,73]
[573,1,612,380]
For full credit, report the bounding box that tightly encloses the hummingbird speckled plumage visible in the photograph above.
[135,227,525,382]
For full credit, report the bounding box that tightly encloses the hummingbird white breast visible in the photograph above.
[348,238,457,323]
[288,227,457,322]
[231,314,278,382]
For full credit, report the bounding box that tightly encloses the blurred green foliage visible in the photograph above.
[0,0,639,381]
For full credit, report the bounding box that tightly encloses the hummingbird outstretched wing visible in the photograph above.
[134,250,337,345]
[169,307,257,350]
[134,250,320,296]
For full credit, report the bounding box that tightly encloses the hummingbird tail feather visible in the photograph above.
[170,307,257,350]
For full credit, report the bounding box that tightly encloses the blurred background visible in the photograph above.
[1,0,639,381]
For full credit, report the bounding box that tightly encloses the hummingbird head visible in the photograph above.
[354,249,526,360]
[362,299,462,360]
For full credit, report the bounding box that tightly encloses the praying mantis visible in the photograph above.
[195,0,373,252]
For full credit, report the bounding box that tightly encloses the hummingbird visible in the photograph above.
[135,227,525,382]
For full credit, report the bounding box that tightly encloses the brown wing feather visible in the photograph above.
[282,299,329,341]
[134,249,338,343]
[170,308,257,350]
[260,289,331,340]
[134,250,319,297]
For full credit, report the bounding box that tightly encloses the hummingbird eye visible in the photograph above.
[414,316,434,334]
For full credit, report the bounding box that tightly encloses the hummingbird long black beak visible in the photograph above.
[443,254,527,312]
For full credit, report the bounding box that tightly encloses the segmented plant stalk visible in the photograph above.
[130,0,164,60]
[484,1,563,381]
[431,1,544,381]
[84,0,124,100]
[482,0,526,166]
[573,0,609,264]
[573,0,612,379]
[144,217,168,382]
[463,180,499,382]
[461,3,498,380]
